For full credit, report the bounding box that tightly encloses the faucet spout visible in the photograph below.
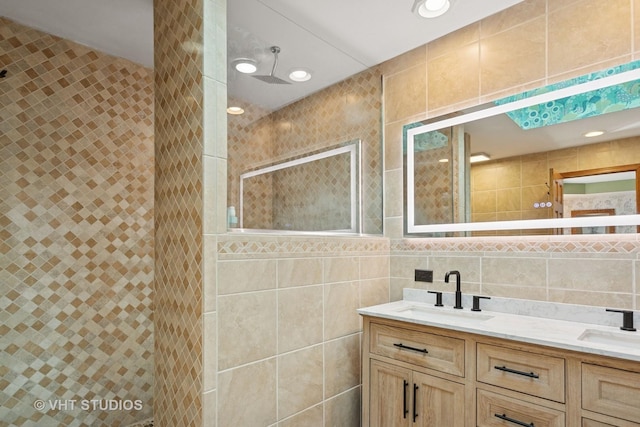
[444,270,463,309]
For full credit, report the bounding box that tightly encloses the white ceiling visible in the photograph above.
[0,0,154,68]
[0,0,523,111]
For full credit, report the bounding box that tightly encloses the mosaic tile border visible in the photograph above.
[392,235,640,254]
[219,233,640,259]
[218,234,389,259]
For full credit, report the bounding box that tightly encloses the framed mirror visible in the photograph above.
[238,140,362,233]
[405,61,640,236]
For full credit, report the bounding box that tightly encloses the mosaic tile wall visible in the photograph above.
[0,18,154,426]
[384,0,640,308]
[228,67,384,234]
[470,135,640,236]
[153,0,204,425]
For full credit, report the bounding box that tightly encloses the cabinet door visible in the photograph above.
[370,360,412,427]
[412,371,465,427]
[582,363,640,423]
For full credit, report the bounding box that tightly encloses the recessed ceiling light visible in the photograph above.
[227,106,244,115]
[233,58,257,74]
[438,158,449,163]
[289,69,312,82]
[418,0,450,18]
[584,130,604,137]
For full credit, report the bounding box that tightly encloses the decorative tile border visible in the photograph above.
[218,234,389,259]
[392,235,640,254]
[219,233,640,259]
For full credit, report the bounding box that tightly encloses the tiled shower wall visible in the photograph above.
[0,18,154,426]
[227,67,384,234]
[384,0,640,309]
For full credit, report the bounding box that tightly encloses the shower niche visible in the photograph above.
[237,139,362,233]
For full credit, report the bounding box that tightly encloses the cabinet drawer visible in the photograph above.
[477,389,564,427]
[477,343,565,402]
[582,419,616,427]
[582,363,640,423]
[369,322,465,376]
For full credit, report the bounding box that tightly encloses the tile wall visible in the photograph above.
[153,0,209,424]
[214,235,389,426]
[0,18,154,426]
[384,0,640,309]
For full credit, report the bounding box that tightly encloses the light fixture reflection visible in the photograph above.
[584,130,604,138]
[227,106,244,115]
[470,153,490,163]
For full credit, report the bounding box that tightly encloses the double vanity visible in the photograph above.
[358,290,640,427]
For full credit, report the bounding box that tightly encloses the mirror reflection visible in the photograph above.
[406,61,640,236]
[238,140,361,233]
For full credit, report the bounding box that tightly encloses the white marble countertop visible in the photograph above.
[357,290,640,362]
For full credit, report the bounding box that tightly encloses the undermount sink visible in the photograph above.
[392,305,494,323]
[577,328,640,348]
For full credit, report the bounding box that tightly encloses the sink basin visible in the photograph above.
[577,328,640,348]
[392,305,494,323]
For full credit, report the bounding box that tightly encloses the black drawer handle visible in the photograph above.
[413,383,419,422]
[494,365,539,379]
[394,343,428,354]
[495,413,535,427]
[403,380,408,418]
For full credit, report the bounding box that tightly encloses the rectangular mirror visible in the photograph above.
[238,140,361,233]
[405,60,640,236]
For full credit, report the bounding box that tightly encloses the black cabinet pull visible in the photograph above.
[494,413,535,427]
[403,380,408,418]
[413,384,419,422]
[394,343,428,354]
[494,365,539,379]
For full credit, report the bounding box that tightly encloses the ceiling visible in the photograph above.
[0,0,523,111]
[0,0,154,68]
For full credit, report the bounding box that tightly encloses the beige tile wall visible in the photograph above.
[384,0,640,308]
[391,236,640,308]
[215,235,389,427]
[0,18,154,426]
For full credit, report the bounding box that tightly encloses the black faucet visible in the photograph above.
[444,270,463,309]
[606,308,636,331]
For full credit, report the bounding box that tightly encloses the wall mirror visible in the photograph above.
[238,140,362,233]
[225,1,523,235]
[405,61,640,236]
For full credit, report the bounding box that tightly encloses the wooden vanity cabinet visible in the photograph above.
[369,360,465,427]
[361,315,640,427]
[367,322,466,427]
